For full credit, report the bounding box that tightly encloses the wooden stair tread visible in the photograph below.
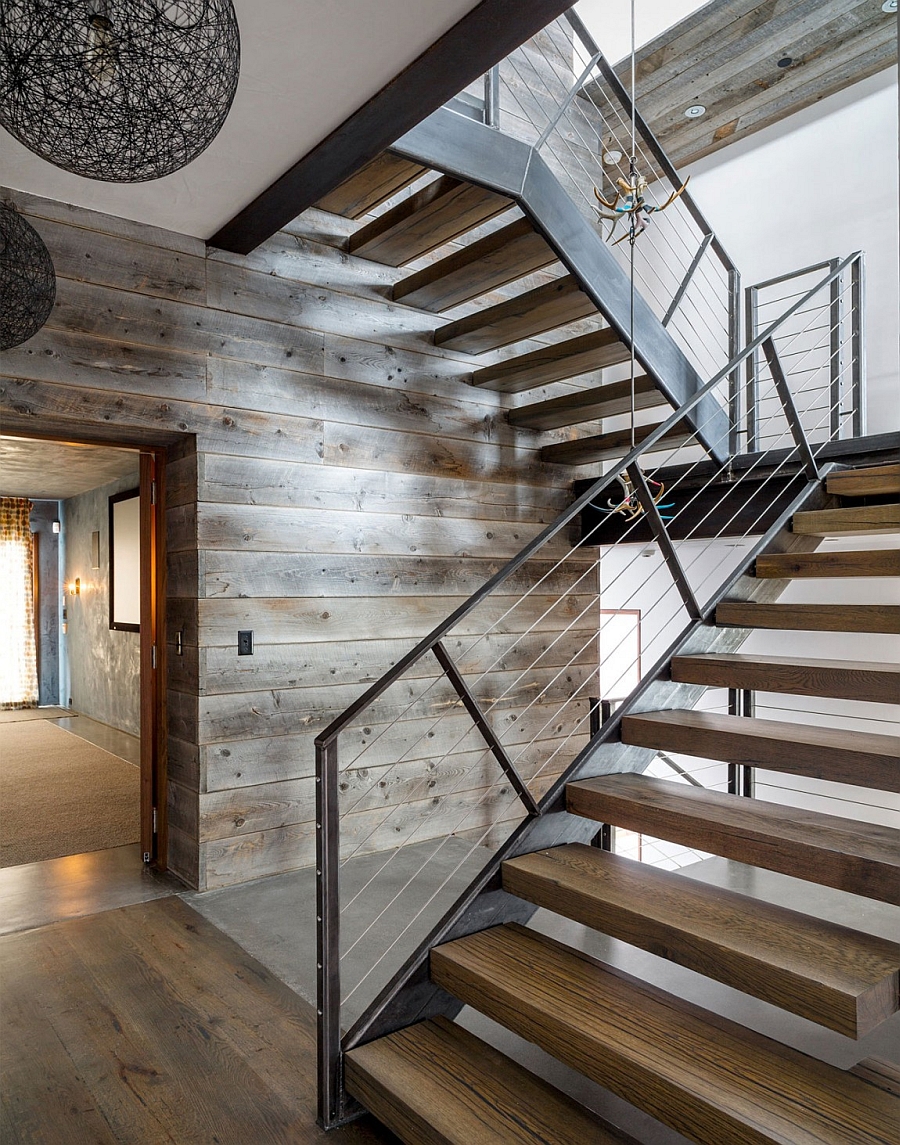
[851,1057,900,1098]
[622,710,900,793]
[670,652,900,705]
[344,1015,638,1145]
[434,274,596,353]
[716,601,900,634]
[542,423,692,466]
[502,844,900,1038]
[472,327,630,392]
[315,152,427,219]
[349,176,512,266]
[827,463,900,497]
[793,503,900,537]
[509,375,665,430]
[431,923,900,1145]
[566,773,900,905]
[756,548,900,579]
[392,218,557,311]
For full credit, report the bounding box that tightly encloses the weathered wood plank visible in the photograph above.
[0,378,325,462]
[316,153,428,219]
[199,551,591,599]
[194,502,572,558]
[323,421,571,487]
[194,593,599,646]
[197,453,567,523]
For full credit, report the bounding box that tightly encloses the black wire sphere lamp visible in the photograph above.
[0,1,241,182]
[0,204,56,351]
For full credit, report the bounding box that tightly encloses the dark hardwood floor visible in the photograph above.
[0,896,396,1144]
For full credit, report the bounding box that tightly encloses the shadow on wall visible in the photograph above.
[64,472,141,736]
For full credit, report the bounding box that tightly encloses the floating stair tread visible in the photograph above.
[349,176,512,266]
[566,773,900,905]
[431,923,900,1145]
[793,503,900,537]
[472,327,630,392]
[622,710,900,793]
[827,463,900,497]
[541,423,692,466]
[315,153,427,219]
[756,548,900,579]
[392,218,558,311]
[851,1057,900,1098]
[502,844,900,1038]
[670,652,900,705]
[716,601,900,634]
[434,274,597,354]
[509,375,665,430]
[344,1015,638,1145]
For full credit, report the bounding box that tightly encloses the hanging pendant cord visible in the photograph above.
[628,0,637,451]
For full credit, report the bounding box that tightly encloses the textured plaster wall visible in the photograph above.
[64,473,141,736]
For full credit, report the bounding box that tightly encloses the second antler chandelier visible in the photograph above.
[0,0,241,182]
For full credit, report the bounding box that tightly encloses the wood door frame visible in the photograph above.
[7,430,169,870]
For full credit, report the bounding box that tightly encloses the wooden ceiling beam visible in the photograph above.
[208,0,574,255]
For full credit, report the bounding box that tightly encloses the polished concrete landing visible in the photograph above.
[52,713,140,767]
[184,836,488,1028]
[0,844,182,937]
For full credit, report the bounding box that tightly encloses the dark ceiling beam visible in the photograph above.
[208,0,575,254]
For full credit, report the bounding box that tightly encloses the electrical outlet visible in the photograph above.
[238,630,253,656]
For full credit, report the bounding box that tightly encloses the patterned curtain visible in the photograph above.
[0,497,38,709]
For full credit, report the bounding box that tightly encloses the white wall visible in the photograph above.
[684,70,900,432]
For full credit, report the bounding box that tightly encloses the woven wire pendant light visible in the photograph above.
[0,204,56,350]
[0,1,240,182]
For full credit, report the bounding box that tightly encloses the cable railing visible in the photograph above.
[315,251,865,1128]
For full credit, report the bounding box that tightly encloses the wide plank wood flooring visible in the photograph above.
[0,896,395,1145]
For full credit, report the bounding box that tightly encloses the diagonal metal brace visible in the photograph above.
[627,462,702,620]
[432,640,541,817]
[761,338,821,482]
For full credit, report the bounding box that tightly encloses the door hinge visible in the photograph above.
[150,479,157,505]
[152,807,158,835]
[151,643,157,669]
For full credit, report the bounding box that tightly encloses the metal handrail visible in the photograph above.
[315,251,860,1127]
[315,251,859,752]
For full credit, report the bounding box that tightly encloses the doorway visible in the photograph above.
[0,434,167,872]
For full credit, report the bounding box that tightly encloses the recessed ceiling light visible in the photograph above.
[883,0,897,13]
[777,56,794,67]
[684,104,706,119]
[602,149,624,166]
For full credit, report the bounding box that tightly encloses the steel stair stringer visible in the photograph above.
[390,105,731,464]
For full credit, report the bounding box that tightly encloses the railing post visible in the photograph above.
[316,736,343,1129]
[851,253,866,438]
[728,266,742,455]
[828,257,843,441]
[727,688,755,796]
[432,640,540,817]
[761,337,821,482]
[745,282,759,452]
[483,65,500,128]
[627,463,702,621]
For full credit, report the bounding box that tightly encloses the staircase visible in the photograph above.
[340,461,900,1144]
[309,19,898,1140]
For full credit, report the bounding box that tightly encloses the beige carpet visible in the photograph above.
[0,707,75,723]
[0,721,140,867]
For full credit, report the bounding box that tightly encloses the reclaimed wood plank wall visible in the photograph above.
[0,185,597,890]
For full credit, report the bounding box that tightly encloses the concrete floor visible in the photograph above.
[52,713,140,766]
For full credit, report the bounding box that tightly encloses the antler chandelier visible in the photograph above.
[0,1,240,182]
[0,204,56,351]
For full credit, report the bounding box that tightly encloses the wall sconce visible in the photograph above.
[68,577,81,596]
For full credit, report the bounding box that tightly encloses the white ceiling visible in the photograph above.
[0,437,140,500]
[0,0,482,241]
